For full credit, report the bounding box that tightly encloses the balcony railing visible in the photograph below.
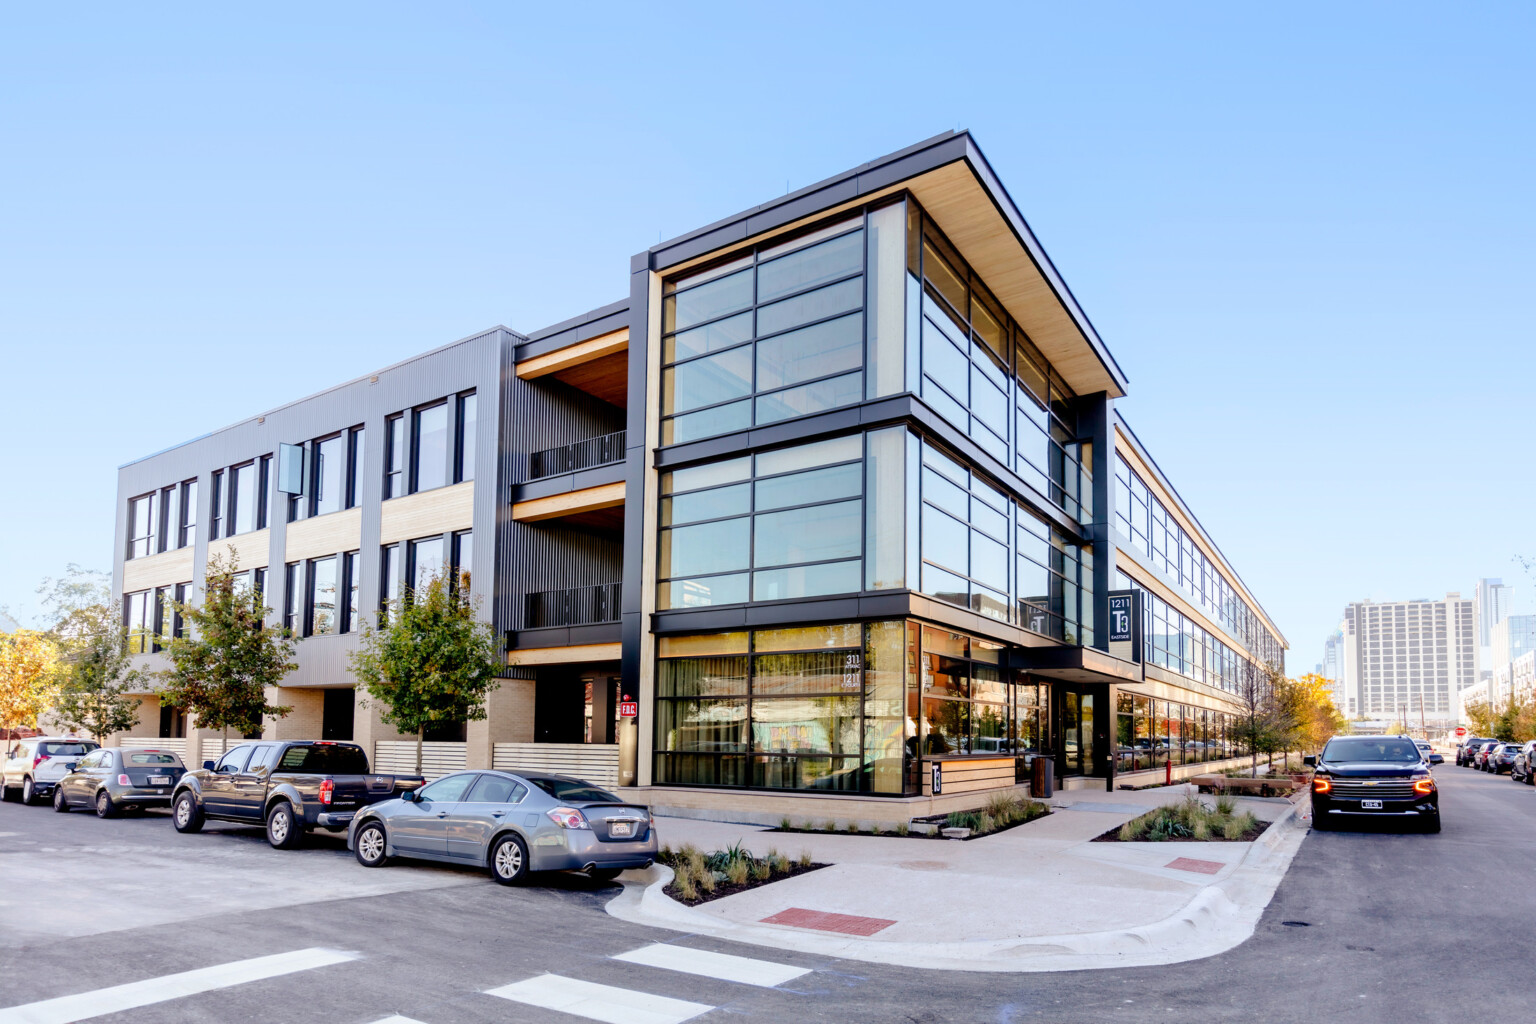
[523,582,622,629]
[528,430,626,480]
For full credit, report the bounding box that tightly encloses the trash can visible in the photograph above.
[1031,756,1054,799]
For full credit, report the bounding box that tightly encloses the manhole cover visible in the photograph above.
[896,860,951,871]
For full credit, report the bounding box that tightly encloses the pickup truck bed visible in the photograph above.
[170,740,424,848]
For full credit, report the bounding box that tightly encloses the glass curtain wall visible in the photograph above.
[1115,569,1271,699]
[1113,454,1283,668]
[655,620,1048,795]
[905,201,1093,524]
[660,203,907,445]
[1115,692,1244,772]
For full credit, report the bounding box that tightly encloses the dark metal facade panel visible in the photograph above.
[523,298,630,346]
[495,522,623,631]
[502,376,625,486]
[511,461,627,503]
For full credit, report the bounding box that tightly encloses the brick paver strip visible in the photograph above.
[760,907,897,936]
[1165,857,1225,875]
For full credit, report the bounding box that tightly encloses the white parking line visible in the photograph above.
[367,1018,429,1023]
[486,974,713,1024]
[0,947,358,1024]
[613,943,811,988]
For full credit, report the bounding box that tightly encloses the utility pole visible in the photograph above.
[1419,693,1427,737]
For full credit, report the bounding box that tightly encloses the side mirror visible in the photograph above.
[202,760,216,771]
[400,789,418,802]
[64,761,79,772]
[1303,755,1317,767]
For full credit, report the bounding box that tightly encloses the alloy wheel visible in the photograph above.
[495,840,523,878]
[358,826,385,864]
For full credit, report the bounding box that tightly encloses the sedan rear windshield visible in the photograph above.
[40,742,97,758]
[528,778,619,803]
[1324,738,1421,762]
[125,752,180,766]
[276,744,369,774]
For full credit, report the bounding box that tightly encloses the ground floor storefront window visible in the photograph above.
[1114,692,1246,773]
[654,619,1051,795]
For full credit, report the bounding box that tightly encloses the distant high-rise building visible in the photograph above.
[1476,578,1513,679]
[1491,614,1536,677]
[1341,595,1477,724]
[1322,627,1349,714]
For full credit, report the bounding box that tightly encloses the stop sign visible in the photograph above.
[1455,726,1467,737]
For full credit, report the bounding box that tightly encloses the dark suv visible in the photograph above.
[1457,738,1490,767]
[1307,735,1439,833]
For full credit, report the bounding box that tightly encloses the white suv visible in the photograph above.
[1,737,101,805]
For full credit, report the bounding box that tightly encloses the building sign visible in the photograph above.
[1109,594,1134,643]
[619,701,639,718]
[931,762,942,795]
[1107,589,1141,664]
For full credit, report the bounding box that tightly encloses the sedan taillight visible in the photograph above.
[117,774,131,786]
[1312,777,1332,794]
[546,807,590,830]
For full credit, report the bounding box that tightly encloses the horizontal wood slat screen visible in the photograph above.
[373,740,467,780]
[493,743,620,786]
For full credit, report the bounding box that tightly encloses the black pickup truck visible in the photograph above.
[170,740,424,849]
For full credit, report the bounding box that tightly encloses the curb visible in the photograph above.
[605,806,1309,973]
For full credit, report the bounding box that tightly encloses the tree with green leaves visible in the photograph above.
[350,567,502,773]
[159,556,295,753]
[50,599,144,743]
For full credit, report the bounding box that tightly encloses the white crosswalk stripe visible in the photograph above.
[486,974,714,1024]
[366,1017,429,1024]
[612,943,811,988]
[0,947,357,1024]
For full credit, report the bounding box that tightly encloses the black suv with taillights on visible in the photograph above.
[1306,735,1439,833]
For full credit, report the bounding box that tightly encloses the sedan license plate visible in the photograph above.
[1361,799,1383,810]
[148,775,170,785]
[610,821,634,838]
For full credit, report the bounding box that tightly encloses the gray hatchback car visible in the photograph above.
[347,769,656,885]
[53,747,187,817]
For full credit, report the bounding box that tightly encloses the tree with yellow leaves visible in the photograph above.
[0,629,60,734]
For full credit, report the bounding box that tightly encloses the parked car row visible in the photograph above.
[2,736,659,886]
[1455,737,1536,783]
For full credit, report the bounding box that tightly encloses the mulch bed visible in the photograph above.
[767,808,1051,842]
[663,861,828,907]
[1090,820,1269,843]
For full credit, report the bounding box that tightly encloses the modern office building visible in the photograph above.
[1487,650,1536,709]
[1340,595,1476,727]
[108,132,1287,820]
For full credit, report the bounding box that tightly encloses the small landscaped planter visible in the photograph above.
[772,794,1050,841]
[1092,794,1267,843]
[659,842,827,907]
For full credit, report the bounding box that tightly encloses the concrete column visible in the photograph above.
[467,677,536,768]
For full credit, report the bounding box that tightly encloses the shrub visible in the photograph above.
[798,849,813,868]
[1214,794,1236,816]
[895,822,909,837]
[725,858,750,885]
[870,823,885,836]
[675,869,698,902]
[779,816,792,830]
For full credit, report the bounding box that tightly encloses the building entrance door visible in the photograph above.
[1061,690,1094,776]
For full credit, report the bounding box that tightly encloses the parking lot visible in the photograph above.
[1,765,1533,1023]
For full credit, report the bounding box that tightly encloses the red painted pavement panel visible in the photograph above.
[760,907,897,936]
[1166,857,1224,875]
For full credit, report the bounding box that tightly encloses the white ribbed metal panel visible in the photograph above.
[372,740,466,780]
[493,742,619,786]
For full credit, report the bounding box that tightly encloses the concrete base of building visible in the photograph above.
[1116,755,1280,789]
[632,782,1044,830]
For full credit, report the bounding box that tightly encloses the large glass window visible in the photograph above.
[346,426,365,508]
[124,590,152,654]
[408,536,444,594]
[341,551,360,633]
[230,462,256,536]
[177,480,197,548]
[312,434,344,516]
[126,493,156,560]
[661,205,906,445]
[658,434,868,609]
[309,556,338,636]
[384,414,404,499]
[456,392,476,483]
[412,403,449,492]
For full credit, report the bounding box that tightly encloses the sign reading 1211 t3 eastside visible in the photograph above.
[1107,590,1140,663]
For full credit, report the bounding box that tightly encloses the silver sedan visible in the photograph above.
[347,769,657,885]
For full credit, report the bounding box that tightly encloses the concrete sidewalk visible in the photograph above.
[607,784,1308,972]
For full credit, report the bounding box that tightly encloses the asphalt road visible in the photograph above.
[0,766,1530,1023]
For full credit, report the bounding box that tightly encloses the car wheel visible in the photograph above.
[20,778,37,805]
[95,790,117,819]
[1311,811,1332,831]
[1423,811,1441,833]
[265,802,303,850]
[53,786,69,813]
[588,867,625,883]
[172,791,205,833]
[488,833,529,886]
[354,822,389,868]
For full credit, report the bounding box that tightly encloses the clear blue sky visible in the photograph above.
[3,2,1532,669]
